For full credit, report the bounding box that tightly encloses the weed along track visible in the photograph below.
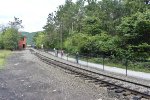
[31,49,150,100]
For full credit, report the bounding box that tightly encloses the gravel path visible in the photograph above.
[0,50,118,100]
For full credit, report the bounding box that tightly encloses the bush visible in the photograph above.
[116,10,150,61]
[80,32,121,56]
[0,35,4,49]
[64,33,89,53]
[128,61,150,72]
[2,28,19,50]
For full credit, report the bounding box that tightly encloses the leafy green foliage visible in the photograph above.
[2,28,19,50]
[0,34,4,49]
[80,33,121,56]
[117,10,150,44]
[34,0,150,66]
[0,17,23,50]
[117,10,150,61]
[33,32,45,48]
[81,17,102,35]
[64,33,89,53]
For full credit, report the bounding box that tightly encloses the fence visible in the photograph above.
[42,48,150,76]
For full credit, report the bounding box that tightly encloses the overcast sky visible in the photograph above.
[0,0,76,32]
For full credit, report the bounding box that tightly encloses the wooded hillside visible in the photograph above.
[34,0,150,63]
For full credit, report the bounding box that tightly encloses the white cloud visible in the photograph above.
[0,0,77,32]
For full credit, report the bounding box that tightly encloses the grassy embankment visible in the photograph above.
[86,57,150,73]
[73,55,150,73]
[0,50,11,69]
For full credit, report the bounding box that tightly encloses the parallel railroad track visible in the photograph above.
[30,49,150,100]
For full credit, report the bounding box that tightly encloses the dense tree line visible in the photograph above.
[34,0,150,62]
[0,17,23,50]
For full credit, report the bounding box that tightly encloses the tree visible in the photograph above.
[117,10,150,45]
[0,34,3,49]
[64,33,89,53]
[42,0,150,62]
[2,28,19,50]
[123,0,149,15]
[9,17,23,30]
[117,10,150,60]
[0,17,23,50]
[81,16,102,35]
[33,32,46,48]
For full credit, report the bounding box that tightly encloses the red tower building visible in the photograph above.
[18,32,27,49]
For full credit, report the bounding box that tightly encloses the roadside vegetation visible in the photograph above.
[0,17,23,69]
[33,0,149,72]
[0,50,11,69]
[0,17,23,50]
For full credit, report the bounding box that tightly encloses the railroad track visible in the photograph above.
[30,49,150,100]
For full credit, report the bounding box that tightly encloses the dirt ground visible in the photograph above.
[0,49,117,100]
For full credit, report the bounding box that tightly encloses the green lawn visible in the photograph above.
[0,50,11,69]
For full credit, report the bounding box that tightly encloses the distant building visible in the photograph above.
[21,32,37,46]
[18,31,37,49]
[18,36,27,49]
[18,32,27,49]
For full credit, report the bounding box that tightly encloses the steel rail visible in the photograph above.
[32,50,150,99]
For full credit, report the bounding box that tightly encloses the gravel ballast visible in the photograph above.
[0,49,119,100]
[33,49,150,99]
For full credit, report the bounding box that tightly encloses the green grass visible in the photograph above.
[104,60,150,73]
[0,50,11,69]
[78,56,150,73]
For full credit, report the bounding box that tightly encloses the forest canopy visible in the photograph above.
[34,0,150,61]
